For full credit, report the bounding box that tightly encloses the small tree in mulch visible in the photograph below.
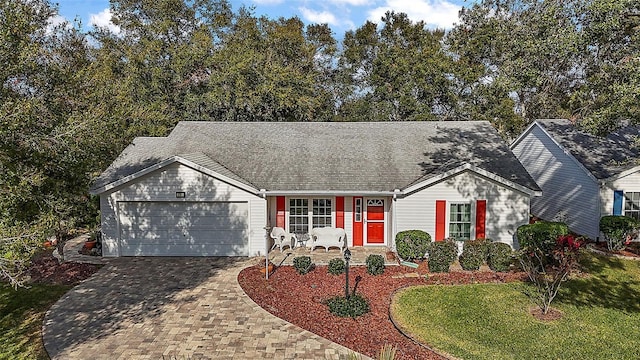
[518,233,583,316]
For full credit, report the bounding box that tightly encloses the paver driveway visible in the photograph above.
[43,257,362,359]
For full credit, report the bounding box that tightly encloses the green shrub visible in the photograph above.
[293,256,314,275]
[468,238,490,262]
[395,230,431,261]
[517,221,569,254]
[366,254,385,275]
[459,240,487,271]
[327,258,345,275]
[487,242,513,272]
[326,294,370,318]
[428,240,457,273]
[600,215,640,251]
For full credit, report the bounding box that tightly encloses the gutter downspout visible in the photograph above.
[392,189,400,251]
[260,189,270,280]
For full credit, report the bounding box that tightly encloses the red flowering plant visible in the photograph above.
[518,233,584,315]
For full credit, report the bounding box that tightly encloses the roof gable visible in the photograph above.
[91,121,540,194]
[533,119,640,179]
[90,154,259,195]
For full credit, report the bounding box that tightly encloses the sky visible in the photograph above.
[53,0,474,36]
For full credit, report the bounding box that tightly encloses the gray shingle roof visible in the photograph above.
[91,121,540,193]
[536,119,640,179]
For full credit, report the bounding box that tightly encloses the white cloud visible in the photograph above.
[367,0,461,29]
[299,7,339,25]
[90,8,120,34]
[46,15,71,33]
[253,0,285,4]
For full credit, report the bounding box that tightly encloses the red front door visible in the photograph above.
[353,197,363,246]
[366,199,385,244]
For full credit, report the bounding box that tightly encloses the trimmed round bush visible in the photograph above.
[395,230,432,261]
[428,240,457,273]
[293,256,314,275]
[517,221,569,253]
[459,240,487,271]
[328,258,345,275]
[487,242,513,272]
[327,258,345,275]
[365,254,385,275]
[600,215,639,251]
[326,294,370,318]
[468,238,490,262]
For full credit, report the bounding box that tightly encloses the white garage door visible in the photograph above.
[118,201,249,256]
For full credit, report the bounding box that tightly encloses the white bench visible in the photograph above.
[308,227,346,252]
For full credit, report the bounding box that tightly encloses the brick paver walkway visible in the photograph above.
[43,257,367,359]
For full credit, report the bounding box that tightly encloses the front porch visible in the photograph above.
[268,246,397,266]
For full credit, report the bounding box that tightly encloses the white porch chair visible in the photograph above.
[270,227,297,252]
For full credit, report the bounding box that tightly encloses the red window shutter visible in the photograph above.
[435,200,446,241]
[476,200,486,239]
[335,196,344,228]
[276,196,285,228]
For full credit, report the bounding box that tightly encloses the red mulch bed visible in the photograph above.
[238,262,526,360]
[28,251,102,286]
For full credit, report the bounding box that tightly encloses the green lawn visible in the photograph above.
[391,252,640,360]
[0,282,71,360]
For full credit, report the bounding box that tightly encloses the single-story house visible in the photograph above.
[90,121,541,257]
[511,119,640,240]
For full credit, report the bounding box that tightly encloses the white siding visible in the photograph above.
[344,197,353,247]
[512,125,600,239]
[395,171,530,248]
[100,162,265,257]
[600,170,640,217]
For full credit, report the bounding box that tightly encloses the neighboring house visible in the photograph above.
[90,121,541,257]
[511,119,640,240]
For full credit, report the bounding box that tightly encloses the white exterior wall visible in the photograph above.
[100,162,266,257]
[600,170,640,217]
[512,125,600,239]
[395,171,530,248]
[343,197,353,247]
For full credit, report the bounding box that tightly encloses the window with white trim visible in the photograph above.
[354,198,362,222]
[289,199,309,234]
[288,198,333,234]
[449,203,472,240]
[624,192,640,221]
[312,198,332,228]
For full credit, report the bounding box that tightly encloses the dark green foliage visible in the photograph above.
[365,254,385,275]
[395,230,432,261]
[293,256,314,275]
[487,242,513,272]
[468,238,490,262]
[338,12,456,122]
[459,240,488,271]
[328,258,346,275]
[325,294,370,318]
[517,222,569,254]
[428,241,457,273]
[600,216,640,251]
